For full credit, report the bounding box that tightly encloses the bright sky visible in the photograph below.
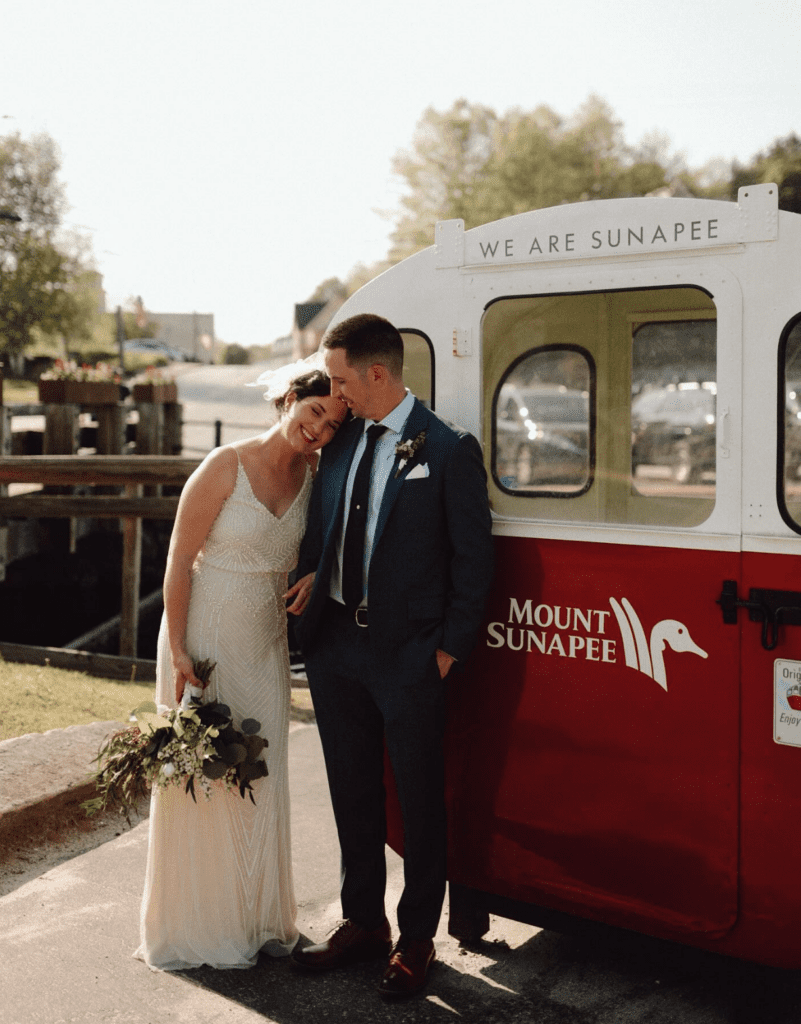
[1,0,798,348]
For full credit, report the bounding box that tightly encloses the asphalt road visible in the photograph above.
[3,724,801,1024]
[174,361,283,456]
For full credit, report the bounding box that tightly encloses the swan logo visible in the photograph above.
[609,597,707,691]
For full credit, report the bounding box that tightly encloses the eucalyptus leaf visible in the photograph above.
[203,760,228,780]
[221,742,247,766]
[245,734,267,757]
[240,718,261,735]
[241,760,268,782]
[135,711,171,735]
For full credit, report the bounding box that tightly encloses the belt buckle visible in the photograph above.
[354,607,369,628]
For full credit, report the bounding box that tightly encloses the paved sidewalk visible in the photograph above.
[4,722,787,1023]
[0,724,544,1024]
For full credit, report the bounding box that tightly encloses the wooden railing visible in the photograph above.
[0,456,201,657]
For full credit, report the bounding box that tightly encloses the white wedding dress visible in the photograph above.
[135,454,310,971]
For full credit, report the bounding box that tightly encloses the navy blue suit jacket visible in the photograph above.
[295,397,494,674]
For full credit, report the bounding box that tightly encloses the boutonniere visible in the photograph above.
[394,429,427,478]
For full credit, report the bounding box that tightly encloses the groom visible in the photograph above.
[287,313,494,998]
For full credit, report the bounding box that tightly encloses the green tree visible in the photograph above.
[389,99,498,262]
[389,96,677,262]
[731,133,801,213]
[222,342,251,365]
[306,277,348,304]
[0,132,96,361]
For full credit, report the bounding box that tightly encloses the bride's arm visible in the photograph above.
[164,446,238,703]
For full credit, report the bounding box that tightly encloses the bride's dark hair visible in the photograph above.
[274,369,332,412]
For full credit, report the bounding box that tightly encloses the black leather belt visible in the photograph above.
[328,598,369,628]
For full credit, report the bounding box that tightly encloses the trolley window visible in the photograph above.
[632,320,717,496]
[780,319,801,532]
[492,347,593,497]
[401,330,434,409]
[483,287,717,526]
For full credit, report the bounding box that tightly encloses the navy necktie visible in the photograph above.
[342,424,386,610]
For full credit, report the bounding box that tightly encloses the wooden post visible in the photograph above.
[43,404,79,454]
[0,393,9,582]
[94,403,125,455]
[42,403,80,552]
[136,402,164,455]
[119,481,143,658]
[163,402,183,455]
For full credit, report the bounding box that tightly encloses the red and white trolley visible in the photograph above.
[327,183,801,969]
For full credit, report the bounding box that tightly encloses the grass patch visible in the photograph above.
[0,660,154,741]
[2,378,39,403]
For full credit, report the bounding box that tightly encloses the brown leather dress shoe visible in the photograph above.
[378,938,436,998]
[292,918,392,971]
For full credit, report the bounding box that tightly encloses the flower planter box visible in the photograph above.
[38,379,121,405]
[132,383,178,404]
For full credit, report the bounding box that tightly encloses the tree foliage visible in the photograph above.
[730,133,801,214]
[389,95,679,262]
[221,342,251,365]
[0,132,96,358]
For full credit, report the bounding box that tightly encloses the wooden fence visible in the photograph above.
[0,456,200,657]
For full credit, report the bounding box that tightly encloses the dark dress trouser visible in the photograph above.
[304,598,447,942]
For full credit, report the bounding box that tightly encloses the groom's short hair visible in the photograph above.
[323,313,404,378]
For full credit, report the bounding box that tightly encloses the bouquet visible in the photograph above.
[83,660,268,823]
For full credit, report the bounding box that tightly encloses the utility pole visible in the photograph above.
[115,305,127,373]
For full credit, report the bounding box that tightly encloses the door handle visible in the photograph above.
[718,580,801,650]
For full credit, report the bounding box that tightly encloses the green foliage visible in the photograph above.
[222,342,251,365]
[389,95,680,263]
[82,659,269,820]
[119,308,158,340]
[306,276,348,304]
[0,132,99,358]
[731,133,801,213]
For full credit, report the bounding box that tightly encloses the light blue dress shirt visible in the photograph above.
[329,389,415,606]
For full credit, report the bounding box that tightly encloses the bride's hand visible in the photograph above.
[173,651,203,704]
[284,572,315,616]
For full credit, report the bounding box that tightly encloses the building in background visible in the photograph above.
[149,311,216,363]
[291,298,342,360]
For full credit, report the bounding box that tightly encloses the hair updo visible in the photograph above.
[273,369,333,413]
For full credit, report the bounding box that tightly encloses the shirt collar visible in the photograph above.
[364,389,415,438]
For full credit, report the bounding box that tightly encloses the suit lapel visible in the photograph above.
[373,399,430,553]
[321,421,362,552]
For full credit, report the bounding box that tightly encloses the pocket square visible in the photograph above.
[405,462,429,480]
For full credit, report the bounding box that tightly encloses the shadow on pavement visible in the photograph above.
[168,925,801,1024]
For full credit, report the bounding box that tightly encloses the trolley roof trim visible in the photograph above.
[435,183,779,271]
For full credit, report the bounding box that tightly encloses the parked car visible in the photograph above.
[631,382,716,483]
[123,338,191,363]
[495,383,589,488]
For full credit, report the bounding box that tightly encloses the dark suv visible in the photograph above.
[631,383,716,484]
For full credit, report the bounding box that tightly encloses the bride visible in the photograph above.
[135,365,346,971]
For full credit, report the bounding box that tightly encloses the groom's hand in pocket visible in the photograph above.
[285,572,316,616]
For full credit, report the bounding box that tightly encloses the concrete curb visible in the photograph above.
[0,719,124,859]
[0,687,315,861]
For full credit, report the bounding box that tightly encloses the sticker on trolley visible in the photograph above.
[774,660,801,747]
